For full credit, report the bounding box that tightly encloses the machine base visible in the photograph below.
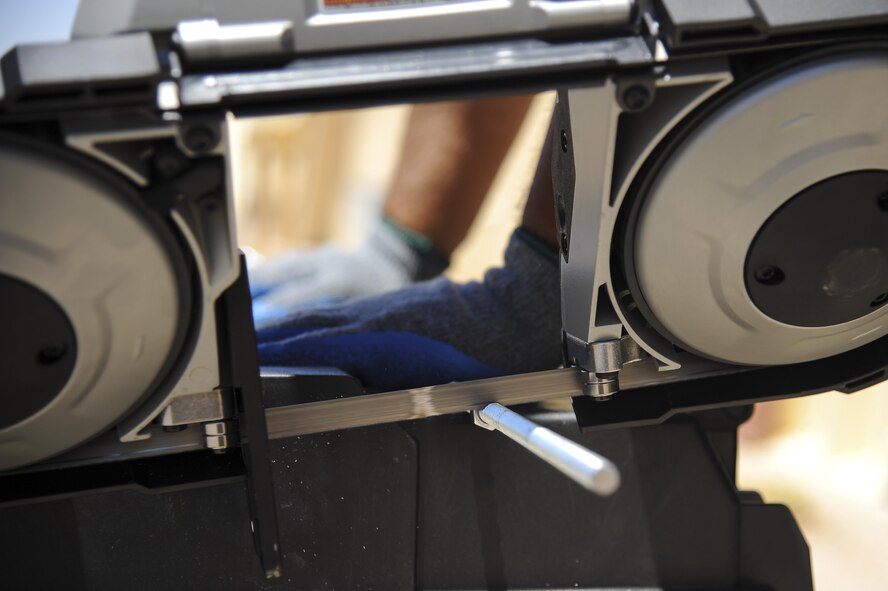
[0,402,811,590]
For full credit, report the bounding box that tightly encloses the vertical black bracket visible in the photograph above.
[552,89,576,264]
[216,254,282,578]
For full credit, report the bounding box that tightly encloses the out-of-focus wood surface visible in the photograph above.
[230,105,410,256]
[231,94,555,280]
[231,96,888,590]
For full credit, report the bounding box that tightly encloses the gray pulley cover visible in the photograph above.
[0,137,184,470]
[633,51,888,366]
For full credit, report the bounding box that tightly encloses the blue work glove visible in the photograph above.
[256,229,562,391]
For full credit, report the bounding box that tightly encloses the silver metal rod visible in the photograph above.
[475,403,620,496]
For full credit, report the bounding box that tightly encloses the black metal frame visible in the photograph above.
[214,257,283,577]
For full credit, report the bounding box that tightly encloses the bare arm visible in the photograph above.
[384,95,534,255]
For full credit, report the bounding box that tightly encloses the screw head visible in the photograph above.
[183,125,218,154]
[560,130,569,153]
[754,265,785,285]
[37,342,67,365]
[871,292,888,307]
[154,148,188,178]
[621,85,652,112]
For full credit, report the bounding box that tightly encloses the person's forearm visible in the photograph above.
[383,95,534,255]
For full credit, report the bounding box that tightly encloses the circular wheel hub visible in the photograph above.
[0,275,77,430]
[745,170,888,327]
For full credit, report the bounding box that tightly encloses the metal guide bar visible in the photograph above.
[173,0,634,59]
[179,36,652,108]
[264,357,733,439]
[266,368,583,439]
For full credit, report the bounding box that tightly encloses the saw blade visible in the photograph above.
[265,368,583,439]
[263,356,736,439]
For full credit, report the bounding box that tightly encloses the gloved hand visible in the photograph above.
[256,229,562,391]
[249,217,448,324]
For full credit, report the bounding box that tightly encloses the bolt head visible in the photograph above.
[622,85,652,112]
[754,265,785,285]
[37,342,67,365]
[183,125,217,153]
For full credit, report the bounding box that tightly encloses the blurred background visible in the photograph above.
[231,94,888,590]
